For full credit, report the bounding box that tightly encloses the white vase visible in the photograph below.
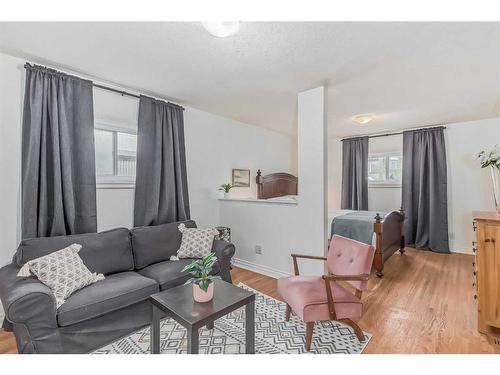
[490,166,500,216]
[224,191,231,199]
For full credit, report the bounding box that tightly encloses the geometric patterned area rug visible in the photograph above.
[93,283,371,354]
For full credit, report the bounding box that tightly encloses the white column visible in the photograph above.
[296,86,328,275]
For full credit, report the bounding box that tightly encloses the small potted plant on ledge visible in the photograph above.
[182,252,220,302]
[218,183,233,198]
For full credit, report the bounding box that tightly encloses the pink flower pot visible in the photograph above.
[193,283,214,303]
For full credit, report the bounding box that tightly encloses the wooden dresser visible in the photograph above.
[473,211,500,346]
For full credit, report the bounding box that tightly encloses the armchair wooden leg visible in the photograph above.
[340,318,365,342]
[285,304,291,321]
[305,322,314,351]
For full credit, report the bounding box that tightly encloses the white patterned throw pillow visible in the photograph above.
[176,223,219,259]
[17,243,104,308]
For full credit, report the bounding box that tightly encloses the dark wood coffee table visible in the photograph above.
[149,280,256,354]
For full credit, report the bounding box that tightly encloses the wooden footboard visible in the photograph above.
[373,208,405,277]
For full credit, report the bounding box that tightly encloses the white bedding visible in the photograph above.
[265,195,298,203]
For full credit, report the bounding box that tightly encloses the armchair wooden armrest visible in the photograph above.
[291,253,327,275]
[322,273,370,282]
[321,273,370,321]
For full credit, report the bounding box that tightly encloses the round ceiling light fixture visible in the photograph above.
[201,22,241,38]
[353,114,374,125]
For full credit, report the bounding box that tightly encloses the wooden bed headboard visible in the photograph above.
[256,169,298,199]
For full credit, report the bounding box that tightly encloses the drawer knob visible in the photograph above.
[473,271,477,276]
[474,294,478,300]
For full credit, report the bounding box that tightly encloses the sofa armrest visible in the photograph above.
[211,240,235,283]
[0,263,61,353]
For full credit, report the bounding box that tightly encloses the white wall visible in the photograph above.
[0,51,297,265]
[221,87,327,277]
[328,137,342,211]
[328,118,500,254]
[0,53,23,267]
[328,134,403,213]
[184,108,297,228]
[447,118,500,253]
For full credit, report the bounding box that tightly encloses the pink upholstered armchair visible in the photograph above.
[277,235,375,351]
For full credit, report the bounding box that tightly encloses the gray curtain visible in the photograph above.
[134,96,190,226]
[341,136,369,210]
[402,127,449,253]
[22,64,97,239]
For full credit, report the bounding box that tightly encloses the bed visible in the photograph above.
[255,170,405,277]
[256,169,298,199]
[329,209,405,277]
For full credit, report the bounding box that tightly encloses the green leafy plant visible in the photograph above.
[477,146,500,170]
[218,183,233,193]
[182,252,220,292]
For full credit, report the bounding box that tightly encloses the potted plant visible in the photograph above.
[182,252,220,302]
[218,183,233,198]
[477,145,500,215]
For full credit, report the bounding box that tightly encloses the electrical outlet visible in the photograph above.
[255,245,262,255]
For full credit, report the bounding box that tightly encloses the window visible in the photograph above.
[368,153,402,187]
[94,123,137,187]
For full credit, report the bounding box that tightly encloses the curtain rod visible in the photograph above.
[25,62,184,110]
[93,84,184,110]
[340,125,446,142]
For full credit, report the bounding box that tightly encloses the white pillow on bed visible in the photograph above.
[265,195,298,203]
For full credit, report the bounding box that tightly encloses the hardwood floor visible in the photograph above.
[232,248,499,354]
[0,330,16,354]
[1,248,497,354]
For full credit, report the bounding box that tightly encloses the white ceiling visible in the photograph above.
[1,22,500,137]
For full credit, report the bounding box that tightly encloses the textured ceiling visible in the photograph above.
[1,22,499,137]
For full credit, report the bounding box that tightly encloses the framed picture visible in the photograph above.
[232,169,251,187]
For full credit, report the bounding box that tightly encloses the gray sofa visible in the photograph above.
[0,220,235,354]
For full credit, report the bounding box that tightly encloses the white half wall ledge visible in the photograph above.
[218,197,298,205]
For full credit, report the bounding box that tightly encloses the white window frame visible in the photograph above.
[368,152,402,188]
[95,120,137,189]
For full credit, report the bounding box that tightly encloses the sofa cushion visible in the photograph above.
[131,220,196,270]
[16,228,134,275]
[138,258,221,291]
[277,275,363,322]
[57,271,158,327]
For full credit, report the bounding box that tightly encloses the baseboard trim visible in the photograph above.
[232,258,291,279]
[450,249,474,255]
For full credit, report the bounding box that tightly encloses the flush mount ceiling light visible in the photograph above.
[353,114,374,125]
[201,22,241,38]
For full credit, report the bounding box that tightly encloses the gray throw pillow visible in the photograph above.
[17,243,105,308]
[176,223,219,259]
